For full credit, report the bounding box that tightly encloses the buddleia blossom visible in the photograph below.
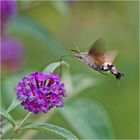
[1,37,24,72]
[0,0,17,34]
[16,72,66,114]
[1,1,24,72]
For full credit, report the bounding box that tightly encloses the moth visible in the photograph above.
[71,39,124,79]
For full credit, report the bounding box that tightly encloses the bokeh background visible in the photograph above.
[1,1,139,139]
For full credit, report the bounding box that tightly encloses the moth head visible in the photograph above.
[71,49,83,59]
[75,53,83,60]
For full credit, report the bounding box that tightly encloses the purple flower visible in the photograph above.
[1,1,24,73]
[40,102,49,113]
[16,72,66,114]
[39,85,49,95]
[47,73,60,86]
[50,94,64,108]
[50,84,60,94]
[1,37,24,72]
[0,0,17,34]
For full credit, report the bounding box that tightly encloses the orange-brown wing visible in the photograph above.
[88,38,105,64]
[104,51,117,63]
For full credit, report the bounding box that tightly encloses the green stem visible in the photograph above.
[6,97,16,112]
[14,112,32,134]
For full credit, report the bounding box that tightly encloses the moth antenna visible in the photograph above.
[73,43,80,52]
[59,54,75,78]
[71,49,79,53]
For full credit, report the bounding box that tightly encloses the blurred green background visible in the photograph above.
[2,1,139,139]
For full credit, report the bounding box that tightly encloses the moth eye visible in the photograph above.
[78,56,82,59]
[100,65,104,70]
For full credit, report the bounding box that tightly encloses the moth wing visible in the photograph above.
[104,51,117,63]
[88,38,105,64]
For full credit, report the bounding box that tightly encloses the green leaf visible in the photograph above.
[1,76,20,108]
[72,74,99,95]
[60,99,115,139]
[61,68,73,96]
[43,61,69,73]
[23,123,77,140]
[0,123,13,139]
[18,1,41,10]
[51,1,70,16]
[1,71,32,108]
[0,111,15,127]
[7,97,21,113]
[10,16,67,55]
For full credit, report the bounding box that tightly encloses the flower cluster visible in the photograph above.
[1,0,17,34]
[16,72,66,114]
[1,0,24,72]
[1,37,23,71]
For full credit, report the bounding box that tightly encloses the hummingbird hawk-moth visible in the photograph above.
[71,39,124,79]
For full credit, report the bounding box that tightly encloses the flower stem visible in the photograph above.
[14,112,32,134]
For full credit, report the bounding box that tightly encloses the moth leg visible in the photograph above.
[96,69,108,75]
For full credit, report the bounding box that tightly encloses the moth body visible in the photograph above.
[75,52,99,69]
